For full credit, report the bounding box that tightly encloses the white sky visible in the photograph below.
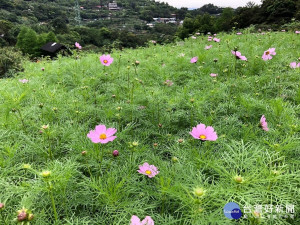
[156,0,262,9]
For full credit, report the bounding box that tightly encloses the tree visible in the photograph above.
[16,27,38,55]
[215,8,234,31]
[51,16,69,34]
[45,31,58,43]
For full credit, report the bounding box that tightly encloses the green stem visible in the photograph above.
[134,66,138,77]
[190,105,194,127]
[47,134,53,160]
[127,70,130,92]
[118,55,121,76]
[86,158,93,177]
[16,109,26,131]
[48,182,58,222]
[157,102,160,125]
[99,144,103,164]
[131,82,134,121]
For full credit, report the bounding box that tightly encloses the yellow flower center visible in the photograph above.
[145,170,152,175]
[265,51,270,55]
[199,135,206,140]
[103,60,108,64]
[99,134,107,140]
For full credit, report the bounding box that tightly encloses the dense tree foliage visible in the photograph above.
[177,0,299,38]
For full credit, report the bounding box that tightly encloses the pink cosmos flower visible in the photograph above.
[213,38,220,42]
[290,62,300,68]
[41,67,45,71]
[189,123,218,141]
[205,45,212,50]
[75,42,82,49]
[214,34,217,36]
[262,48,276,61]
[195,32,200,35]
[150,40,157,44]
[231,50,247,61]
[281,30,285,32]
[138,162,159,178]
[296,31,300,34]
[210,73,218,77]
[100,54,114,66]
[87,124,117,144]
[190,57,198,63]
[19,79,29,83]
[191,36,196,39]
[237,32,242,35]
[130,215,154,225]
[164,80,173,86]
[260,115,269,131]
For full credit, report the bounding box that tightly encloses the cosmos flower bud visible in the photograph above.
[193,187,206,197]
[0,203,4,210]
[153,143,158,147]
[39,103,44,108]
[81,151,87,156]
[234,175,244,183]
[11,108,17,112]
[198,208,204,213]
[213,58,218,63]
[158,123,162,128]
[253,211,261,218]
[41,67,45,71]
[23,164,31,169]
[28,213,34,221]
[113,150,119,157]
[17,209,28,222]
[190,98,195,103]
[112,94,116,98]
[171,156,178,162]
[178,138,184,143]
[132,141,139,147]
[135,60,140,66]
[41,170,51,178]
[41,124,49,130]
[116,107,122,111]
[271,170,280,176]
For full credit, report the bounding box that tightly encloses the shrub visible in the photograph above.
[0,47,24,78]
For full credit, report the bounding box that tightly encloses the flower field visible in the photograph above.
[0,30,299,224]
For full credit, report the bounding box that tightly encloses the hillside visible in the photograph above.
[0,0,182,49]
[0,31,299,224]
[0,0,177,27]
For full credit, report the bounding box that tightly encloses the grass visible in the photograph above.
[0,30,299,225]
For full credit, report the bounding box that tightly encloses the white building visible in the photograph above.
[108,1,120,10]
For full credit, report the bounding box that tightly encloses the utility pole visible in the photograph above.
[74,0,81,26]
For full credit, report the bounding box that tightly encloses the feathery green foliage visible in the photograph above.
[0,31,299,224]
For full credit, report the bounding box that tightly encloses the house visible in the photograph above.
[41,42,71,57]
[153,18,176,24]
[108,1,120,10]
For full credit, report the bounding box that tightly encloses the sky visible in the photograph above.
[156,0,262,9]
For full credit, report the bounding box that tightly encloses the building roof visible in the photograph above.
[41,42,66,53]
